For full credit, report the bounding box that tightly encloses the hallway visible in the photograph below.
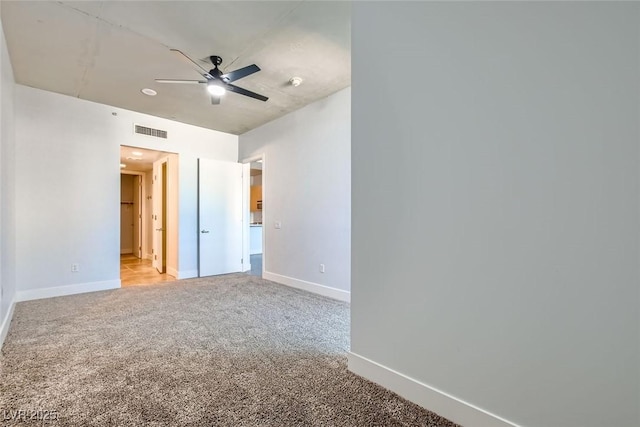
[120,254,176,287]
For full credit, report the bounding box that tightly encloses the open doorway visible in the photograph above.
[120,173,142,258]
[120,146,179,287]
[248,160,263,276]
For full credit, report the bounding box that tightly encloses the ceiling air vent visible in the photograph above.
[134,124,167,139]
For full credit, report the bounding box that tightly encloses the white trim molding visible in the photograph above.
[0,298,16,351]
[263,271,350,303]
[16,280,121,302]
[347,352,520,427]
[167,267,179,279]
[178,270,198,280]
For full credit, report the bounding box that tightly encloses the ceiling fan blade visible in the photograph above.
[211,95,221,105]
[221,64,260,83]
[155,79,207,84]
[170,48,209,73]
[225,83,268,102]
[170,49,213,79]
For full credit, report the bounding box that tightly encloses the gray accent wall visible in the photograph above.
[351,3,639,427]
[0,5,16,345]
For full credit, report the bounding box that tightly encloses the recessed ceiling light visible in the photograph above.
[257,159,263,163]
[120,163,126,168]
[141,88,157,96]
[126,157,142,161]
[131,151,143,156]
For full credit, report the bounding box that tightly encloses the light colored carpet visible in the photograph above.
[0,274,459,426]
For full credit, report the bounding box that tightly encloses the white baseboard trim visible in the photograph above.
[167,267,179,279]
[347,352,519,427]
[16,280,121,302]
[0,298,16,351]
[120,248,132,254]
[263,271,350,303]
[145,254,153,261]
[178,270,198,280]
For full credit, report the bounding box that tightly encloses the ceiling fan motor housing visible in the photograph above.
[209,67,224,79]
[208,56,224,79]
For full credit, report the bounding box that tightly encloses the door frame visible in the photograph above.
[119,145,179,282]
[121,170,146,259]
[240,154,266,276]
[152,156,170,274]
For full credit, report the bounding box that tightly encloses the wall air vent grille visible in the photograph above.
[134,124,167,139]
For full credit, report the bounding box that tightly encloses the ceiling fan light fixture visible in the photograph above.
[207,82,225,96]
[158,51,267,103]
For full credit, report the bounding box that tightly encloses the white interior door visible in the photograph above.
[198,158,243,276]
[152,158,166,273]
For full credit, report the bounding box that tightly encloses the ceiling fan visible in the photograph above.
[156,49,268,105]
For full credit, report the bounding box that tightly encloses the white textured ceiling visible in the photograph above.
[1,1,351,135]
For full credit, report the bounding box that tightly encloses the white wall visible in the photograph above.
[14,85,238,300]
[0,8,16,347]
[239,88,351,301]
[350,3,639,427]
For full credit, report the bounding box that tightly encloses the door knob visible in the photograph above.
[201,230,210,234]
[156,228,164,231]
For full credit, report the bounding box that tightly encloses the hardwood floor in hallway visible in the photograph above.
[120,254,177,287]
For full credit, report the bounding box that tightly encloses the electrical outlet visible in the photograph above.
[71,263,80,272]
[320,264,325,273]
[274,221,282,229]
